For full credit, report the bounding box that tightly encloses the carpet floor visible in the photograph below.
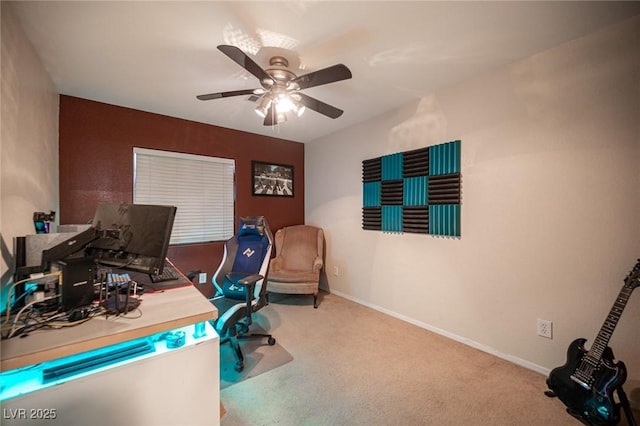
[220,291,638,425]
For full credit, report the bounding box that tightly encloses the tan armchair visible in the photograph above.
[268,225,324,308]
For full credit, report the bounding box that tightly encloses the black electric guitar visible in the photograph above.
[546,260,640,425]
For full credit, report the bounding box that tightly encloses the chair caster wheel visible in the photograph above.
[234,362,244,372]
[267,336,276,346]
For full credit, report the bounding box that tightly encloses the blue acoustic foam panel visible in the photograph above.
[362,140,461,237]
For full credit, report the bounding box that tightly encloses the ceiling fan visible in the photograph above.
[197,45,352,126]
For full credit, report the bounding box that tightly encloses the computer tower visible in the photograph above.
[54,257,95,312]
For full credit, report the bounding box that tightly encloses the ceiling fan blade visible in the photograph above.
[196,89,258,101]
[217,45,274,86]
[296,93,344,119]
[289,64,352,90]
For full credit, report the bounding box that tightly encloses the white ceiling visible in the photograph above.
[8,1,640,143]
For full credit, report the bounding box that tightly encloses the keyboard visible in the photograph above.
[149,265,179,283]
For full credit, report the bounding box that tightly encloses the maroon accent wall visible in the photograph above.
[59,95,304,298]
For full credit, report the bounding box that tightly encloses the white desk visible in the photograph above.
[1,285,220,426]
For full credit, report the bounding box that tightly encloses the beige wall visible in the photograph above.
[0,3,59,284]
[306,14,640,394]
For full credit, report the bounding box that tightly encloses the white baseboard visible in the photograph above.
[329,289,551,377]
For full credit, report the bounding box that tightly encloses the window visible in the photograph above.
[133,148,235,244]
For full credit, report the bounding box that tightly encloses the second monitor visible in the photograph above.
[87,202,177,275]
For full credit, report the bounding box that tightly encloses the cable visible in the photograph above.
[2,271,62,327]
[3,302,107,339]
[46,308,105,328]
[110,307,143,319]
[3,269,144,339]
[95,255,137,271]
[8,294,60,338]
[13,287,35,305]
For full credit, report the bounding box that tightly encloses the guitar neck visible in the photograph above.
[587,283,635,361]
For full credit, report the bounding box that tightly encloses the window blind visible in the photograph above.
[133,148,235,245]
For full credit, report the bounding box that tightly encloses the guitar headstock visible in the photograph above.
[624,259,640,289]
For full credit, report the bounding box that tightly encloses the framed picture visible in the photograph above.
[252,161,294,197]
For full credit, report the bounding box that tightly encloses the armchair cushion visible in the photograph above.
[269,270,319,283]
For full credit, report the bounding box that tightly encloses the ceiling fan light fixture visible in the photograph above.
[286,81,300,91]
[255,95,272,118]
[274,92,296,114]
[290,93,305,117]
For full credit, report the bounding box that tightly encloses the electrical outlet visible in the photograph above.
[333,266,339,276]
[198,272,207,284]
[537,319,553,339]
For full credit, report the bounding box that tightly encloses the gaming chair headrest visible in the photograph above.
[238,216,266,237]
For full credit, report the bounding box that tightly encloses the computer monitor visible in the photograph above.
[87,203,177,275]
